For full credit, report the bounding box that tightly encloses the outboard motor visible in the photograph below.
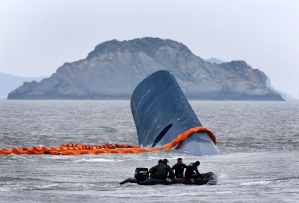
[134,168,149,184]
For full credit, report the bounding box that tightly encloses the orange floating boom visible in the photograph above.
[0,127,216,156]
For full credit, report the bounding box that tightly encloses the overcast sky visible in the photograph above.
[1,0,298,97]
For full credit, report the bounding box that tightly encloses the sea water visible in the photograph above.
[0,100,298,203]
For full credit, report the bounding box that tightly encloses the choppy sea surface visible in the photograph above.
[0,99,298,203]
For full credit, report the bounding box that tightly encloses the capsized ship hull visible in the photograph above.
[131,70,220,156]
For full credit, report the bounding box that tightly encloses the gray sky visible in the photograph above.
[1,0,298,97]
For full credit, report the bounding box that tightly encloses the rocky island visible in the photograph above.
[8,37,283,100]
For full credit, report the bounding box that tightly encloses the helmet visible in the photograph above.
[162,159,169,163]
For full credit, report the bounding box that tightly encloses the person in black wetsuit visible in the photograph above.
[172,158,187,178]
[185,161,203,180]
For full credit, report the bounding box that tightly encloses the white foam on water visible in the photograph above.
[240,180,272,186]
[216,191,234,194]
[73,158,122,163]
[0,187,10,192]
[36,184,59,189]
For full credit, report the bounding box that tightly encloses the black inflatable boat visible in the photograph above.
[120,167,217,185]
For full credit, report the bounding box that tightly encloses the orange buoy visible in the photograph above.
[131,148,147,153]
[147,147,160,152]
[0,126,216,156]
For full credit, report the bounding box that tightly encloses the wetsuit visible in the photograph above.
[185,162,202,180]
[172,163,187,178]
[150,163,174,179]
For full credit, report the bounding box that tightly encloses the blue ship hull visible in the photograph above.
[130,70,220,156]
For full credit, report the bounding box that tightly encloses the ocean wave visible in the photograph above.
[0,187,10,192]
[240,180,272,186]
[73,158,123,163]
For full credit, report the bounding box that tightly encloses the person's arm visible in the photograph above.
[168,166,175,178]
[195,167,203,180]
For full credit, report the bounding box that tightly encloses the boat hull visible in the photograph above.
[131,70,219,156]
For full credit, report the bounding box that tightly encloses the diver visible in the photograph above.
[172,158,187,178]
[149,159,162,178]
[185,161,203,180]
[150,159,174,179]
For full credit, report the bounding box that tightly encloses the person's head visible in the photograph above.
[158,159,162,164]
[162,159,169,164]
[177,158,183,164]
[195,161,200,166]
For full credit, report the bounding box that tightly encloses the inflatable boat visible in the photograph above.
[120,167,217,185]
